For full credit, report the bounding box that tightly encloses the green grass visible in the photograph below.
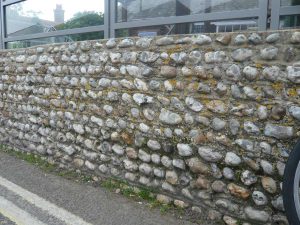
[100,178,156,202]
[138,188,155,201]
[160,204,173,214]
[101,179,121,190]
[0,144,177,216]
[0,144,56,172]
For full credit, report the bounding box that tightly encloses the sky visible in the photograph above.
[19,0,105,22]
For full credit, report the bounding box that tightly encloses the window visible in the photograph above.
[280,15,300,28]
[5,0,105,37]
[210,0,258,12]
[116,0,259,23]
[115,18,258,38]
[281,0,300,6]
[6,31,104,49]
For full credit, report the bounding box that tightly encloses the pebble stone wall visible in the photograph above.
[0,30,299,224]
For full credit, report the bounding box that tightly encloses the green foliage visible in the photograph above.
[116,29,129,38]
[138,188,155,201]
[0,144,56,172]
[55,11,104,41]
[101,179,121,190]
[292,0,300,5]
[0,145,182,216]
[283,0,300,28]
[159,204,172,214]
[56,12,104,30]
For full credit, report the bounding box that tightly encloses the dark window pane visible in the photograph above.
[280,15,300,28]
[192,22,205,33]
[115,18,258,37]
[6,31,104,49]
[116,0,258,23]
[213,19,258,32]
[6,0,104,37]
[116,0,177,22]
[281,0,300,6]
[210,0,258,13]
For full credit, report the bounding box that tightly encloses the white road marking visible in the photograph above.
[0,196,46,225]
[0,176,92,225]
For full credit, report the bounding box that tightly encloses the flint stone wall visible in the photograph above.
[0,30,300,224]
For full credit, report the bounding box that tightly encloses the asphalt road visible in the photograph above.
[0,214,15,225]
[0,151,196,225]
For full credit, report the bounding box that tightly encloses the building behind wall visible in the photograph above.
[2,0,300,48]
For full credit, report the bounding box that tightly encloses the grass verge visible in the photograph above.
[0,145,175,214]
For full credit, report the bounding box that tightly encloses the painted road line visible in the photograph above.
[0,196,46,225]
[0,176,92,225]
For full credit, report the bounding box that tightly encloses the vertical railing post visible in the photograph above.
[258,0,268,31]
[110,0,116,38]
[270,0,280,30]
[104,0,110,39]
[0,0,5,49]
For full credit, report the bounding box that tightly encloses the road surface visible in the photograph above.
[0,151,195,225]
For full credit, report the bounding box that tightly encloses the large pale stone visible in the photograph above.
[291,32,300,43]
[166,170,178,185]
[244,207,270,222]
[139,51,159,63]
[159,109,182,125]
[193,35,212,45]
[261,177,277,194]
[289,106,300,121]
[226,64,241,81]
[170,52,187,63]
[204,51,227,63]
[266,33,280,43]
[261,47,278,60]
[232,48,252,62]
[147,140,161,151]
[73,124,85,134]
[156,37,174,46]
[263,66,281,81]
[216,33,231,45]
[133,93,153,105]
[248,33,262,44]
[234,34,247,45]
[136,38,152,48]
[225,152,241,166]
[161,66,177,78]
[241,170,257,186]
[118,38,134,48]
[287,65,300,83]
[227,183,250,199]
[235,139,254,151]
[264,123,294,139]
[206,100,228,114]
[106,38,116,48]
[177,144,193,157]
[112,144,124,155]
[185,97,203,112]
[198,147,222,162]
[186,158,210,174]
[243,66,258,80]
[252,191,268,206]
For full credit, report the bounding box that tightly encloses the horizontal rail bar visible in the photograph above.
[4,25,105,42]
[2,0,24,6]
[280,5,300,16]
[112,9,261,29]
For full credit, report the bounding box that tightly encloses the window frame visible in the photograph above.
[270,0,300,29]
[0,0,300,49]
[1,0,110,48]
[110,0,268,37]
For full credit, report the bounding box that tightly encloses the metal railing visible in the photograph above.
[0,0,299,49]
[270,0,300,30]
